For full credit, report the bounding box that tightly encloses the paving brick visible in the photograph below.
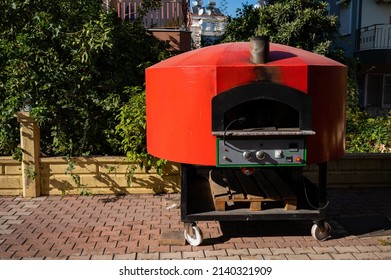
[81,248,105,256]
[108,235,130,242]
[375,252,391,260]
[263,255,287,260]
[241,255,264,260]
[68,255,91,260]
[319,239,342,247]
[8,244,32,253]
[283,236,306,242]
[104,247,127,255]
[204,250,228,258]
[5,220,23,225]
[91,254,114,260]
[35,250,60,259]
[360,238,382,246]
[127,245,149,254]
[352,252,381,260]
[256,241,279,248]
[312,246,338,254]
[235,242,257,249]
[148,245,171,253]
[297,240,321,247]
[114,253,137,260]
[286,254,310,260]
[213,243,236,250]
[276,241,300,248]
[74,242,96,250]
[159,252,182,260]
[218,256,241,260]
[0,229,15,235]
[227,249,250,256]
[338,239,364,246]
[59,232,81,239]
[291,247,317,255]
[136,252,159,260]
[376,245,391,252]
[170,245,193,253]
[248,248,272,256]
[0,252,14,259]
[182,251,205,259]
[57,248,83,257]
[0,224,10,230]
[334,246,361,254]
[355,245,382,253]
[308,253,333,260]
[330,253,355,260]
[12,250,38,259]
[15,211,33,216]
[88,236,109,243]
[263,236,286,242]
[270,248,294,255]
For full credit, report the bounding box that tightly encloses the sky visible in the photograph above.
[222,0,259,16]
[213,1,259,17]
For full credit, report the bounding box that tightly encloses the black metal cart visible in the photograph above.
[181,163,331,246]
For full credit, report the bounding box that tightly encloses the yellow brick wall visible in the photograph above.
[39,156,180,195]
[0,157,23,195]
[0,156,180,196]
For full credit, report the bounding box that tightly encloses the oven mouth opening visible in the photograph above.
[223,99,300,131]
[211,82,315,137]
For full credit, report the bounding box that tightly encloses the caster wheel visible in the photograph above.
[311,222,331,241]
[184,225,203,246]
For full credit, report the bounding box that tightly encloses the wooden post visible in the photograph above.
[15,112,41,198]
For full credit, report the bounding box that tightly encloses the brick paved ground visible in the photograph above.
[1,187,391,260]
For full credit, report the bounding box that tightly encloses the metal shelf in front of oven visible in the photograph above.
[212,130,316,137]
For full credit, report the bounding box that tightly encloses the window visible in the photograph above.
[338,2,351,35]
[366,74,391,108]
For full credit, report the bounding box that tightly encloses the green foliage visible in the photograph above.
[222,4,261,43]
[345,79,391,153]
[65,157,91,196]
[222,0,338,55]
[115,86,166,174]
[0,0,169,157]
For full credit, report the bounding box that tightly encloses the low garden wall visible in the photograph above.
[0,156,179,196]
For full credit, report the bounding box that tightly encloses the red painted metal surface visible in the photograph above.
[146,42,347,165]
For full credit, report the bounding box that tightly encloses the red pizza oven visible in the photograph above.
[146,39,347,246]
[146,40,347,167]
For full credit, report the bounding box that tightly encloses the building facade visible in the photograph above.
[190,1,227,48]
[328,0,391,114]
[113,0,192,53]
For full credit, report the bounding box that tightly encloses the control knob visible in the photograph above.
[242,151,253,160]
[255,150,266,160]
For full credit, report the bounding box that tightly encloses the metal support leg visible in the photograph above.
[318,162,327,209]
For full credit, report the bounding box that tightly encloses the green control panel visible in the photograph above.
[217,138,307,167]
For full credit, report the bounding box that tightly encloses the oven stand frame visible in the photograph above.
[180,163,331,245]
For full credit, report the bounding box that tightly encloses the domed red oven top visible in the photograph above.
[146,42,347,166]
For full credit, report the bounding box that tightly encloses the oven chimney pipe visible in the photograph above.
[250,36,269,64]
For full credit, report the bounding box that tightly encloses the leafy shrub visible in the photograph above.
[0,0,169,157]
[115,86,166,174]
[345,79,391,153]
[222,0,338,56]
